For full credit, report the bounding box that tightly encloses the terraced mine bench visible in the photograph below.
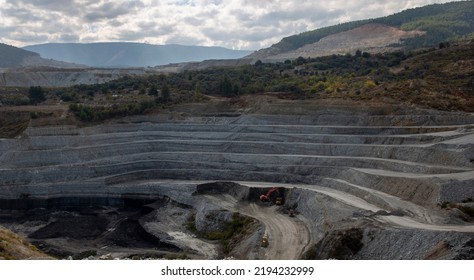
[1,104,473,259]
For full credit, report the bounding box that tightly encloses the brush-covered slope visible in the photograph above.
[0,226,53,260]
[248,1,474,61]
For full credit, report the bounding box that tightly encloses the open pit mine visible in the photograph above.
[1,98,474,260]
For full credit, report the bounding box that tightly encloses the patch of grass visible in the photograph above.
[0,242,9,256]
[188,212,255,255]
[204,213,255,255]
[72,250,97,260]
[0,112,30,138]
[186,214,197,234]
[0,243,14,260]
[176,253,188,260]
[69,101,157,122]
[204,213,252,240]
[0,227,52,259]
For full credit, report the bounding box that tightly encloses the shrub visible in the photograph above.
[28,86,46,105]
[60,93,73,102]
[364,80,377,89]
[29,112,39,119]
[73,250,97,260]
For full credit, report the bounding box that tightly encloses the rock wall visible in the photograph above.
[1,109,473,206]
[1,106,473,259]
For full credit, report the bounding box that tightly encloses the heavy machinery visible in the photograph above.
[260,187,283,204]
[275,197,283,205]
[289,209,295,217]
[261,236,269,247]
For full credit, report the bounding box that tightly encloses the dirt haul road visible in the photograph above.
[239,181,474,233]
[244,203,310,260]
[204,194,310,260]
[149,179,474,259]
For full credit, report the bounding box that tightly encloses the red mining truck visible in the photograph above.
[260,187,283,205]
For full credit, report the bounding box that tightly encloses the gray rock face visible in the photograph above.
[0,105,473,259]
[355,229,474,260]
[1,109,472,205]
[195,206,233,233]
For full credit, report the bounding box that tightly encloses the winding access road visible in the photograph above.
[199,179,474,259]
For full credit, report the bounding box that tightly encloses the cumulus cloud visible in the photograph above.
[84,1,145,22]
[0,0,464,50]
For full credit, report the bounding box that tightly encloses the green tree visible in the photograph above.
[148,85,158,96]
[233,84,241,96]
[100,85,109,95]
[194,81,203,101]
[161,84,171,103]
[219,75,233,96]
[28,86,46,105]
[295,56,306,66]
[139,85,146,95]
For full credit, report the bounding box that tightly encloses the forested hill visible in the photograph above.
[249,1,474,60]
[0,43,40,68]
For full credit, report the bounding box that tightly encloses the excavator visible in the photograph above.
[259,187,283,205]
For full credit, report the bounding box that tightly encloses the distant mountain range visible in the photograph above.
[247,1,474,61]
[0,43,83,69]
[23,43,252,68]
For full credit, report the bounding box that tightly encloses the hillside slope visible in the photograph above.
[257,23,425,61]
[0,43,84,69]
[0,43,39,68]
[248,1,474,61]
[23,43,253,67]
[0,226,53,260]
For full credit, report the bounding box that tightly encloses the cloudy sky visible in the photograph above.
[0,0,463,50]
